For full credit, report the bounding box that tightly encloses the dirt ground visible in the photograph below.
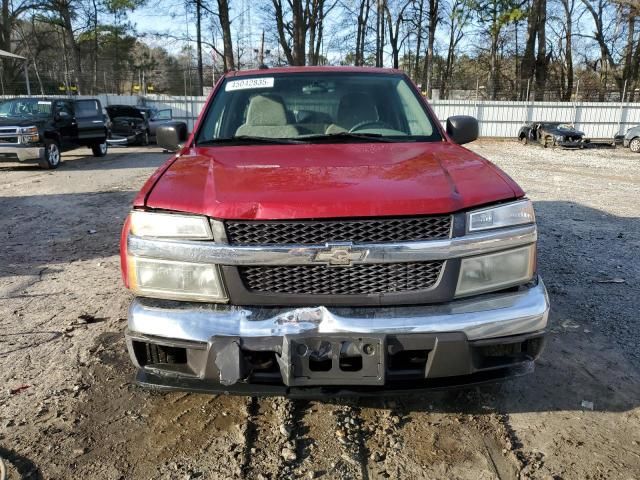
[0,141,639,480]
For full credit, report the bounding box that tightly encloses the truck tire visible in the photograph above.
[92,141,108,157]
[38,139,61,169]
[520,134,528,145]
[630,137,640,153]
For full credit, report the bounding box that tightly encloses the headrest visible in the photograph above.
[245,94,289,126]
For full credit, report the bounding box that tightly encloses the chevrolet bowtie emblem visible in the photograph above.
[313,243,368,267]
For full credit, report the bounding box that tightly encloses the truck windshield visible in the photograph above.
[196,72,442,145]
[0,98,52,118]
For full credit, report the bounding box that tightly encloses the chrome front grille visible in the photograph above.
[239,262,444,295]
[225,216,452,245]
[0,127,19,144]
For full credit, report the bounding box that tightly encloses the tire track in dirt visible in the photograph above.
[240,397,312,479]
[333,402,371,479]
[241,397,284,479]
[67,334,251,479]
[356,392,523,479]
[276,400,360,479]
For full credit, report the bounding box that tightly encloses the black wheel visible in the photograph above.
[92,141,108,157]
[520,135,528,145]
[630,137,640,153]
[38,139,61,169]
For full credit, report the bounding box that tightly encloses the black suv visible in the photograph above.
[0,97,109,169]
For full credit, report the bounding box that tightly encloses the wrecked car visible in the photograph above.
[518,122,589,148]
[120,67,550,395]
[137,106,174,138]
[106,105,151,146]
[106,105,174,146]
[621,125,640,153]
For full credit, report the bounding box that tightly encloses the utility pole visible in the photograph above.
[259,30,265,67]
[195,0,204,95]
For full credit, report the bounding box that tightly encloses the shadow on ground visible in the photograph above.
[0,147,167,173]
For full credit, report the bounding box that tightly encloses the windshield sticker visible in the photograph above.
[38,101,52,105]
[225,77,274,91]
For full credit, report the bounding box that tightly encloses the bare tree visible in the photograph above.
[384,0,411,68]
[355,0,372,65]
[578,0,616,99]
[421,0,439,96]
[410,0,425,76]
[440,0,471,97]
[216,0,235,70]
[559,0,575,99]
[270,0,331,65]
[473,0,524,99]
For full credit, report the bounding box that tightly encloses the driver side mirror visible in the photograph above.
[157,122,188,152]
[446,116,479,145]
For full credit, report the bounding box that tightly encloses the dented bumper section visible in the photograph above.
[125,277,549,394]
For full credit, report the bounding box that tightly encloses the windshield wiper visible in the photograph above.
[198,135,306,145]
[299,132,396,143]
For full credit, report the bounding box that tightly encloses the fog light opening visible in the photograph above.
[133,341,187,367]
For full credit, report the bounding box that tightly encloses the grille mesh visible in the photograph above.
[239,262,444,295]
[225,216,452,245]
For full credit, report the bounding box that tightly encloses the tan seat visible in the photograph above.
[325,93,379,134]
[235,94,300,138]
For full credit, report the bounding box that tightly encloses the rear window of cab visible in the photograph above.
[196,73,442,144]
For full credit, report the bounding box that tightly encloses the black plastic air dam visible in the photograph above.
[135,362,535,398]
[131,331,546,397]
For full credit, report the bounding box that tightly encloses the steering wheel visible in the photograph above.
[349,120,394,132]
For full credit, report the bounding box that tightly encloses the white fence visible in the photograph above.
[3,94,639,139]
[430,100,640,139]
[141,96,640,139]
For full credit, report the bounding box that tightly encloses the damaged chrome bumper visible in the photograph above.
[125,277,549,393]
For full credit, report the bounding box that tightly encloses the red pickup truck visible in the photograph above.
[120,67,549,395]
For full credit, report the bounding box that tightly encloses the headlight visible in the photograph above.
[130,211,212,239]
[455,245,535,297]
[127,257,227,302]
[467,200,535,232]
[125,211,225,302]
[19,126,38,134]
[19,126,39,143]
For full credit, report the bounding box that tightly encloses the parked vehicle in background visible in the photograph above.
[106,105,150,146]
[105,105,173,146]
[137,106,173,137]
[121,67,549,396]
[621,126,640,153]
[518,122,589,148]
[102,106,113,137]
[0,97,108,169]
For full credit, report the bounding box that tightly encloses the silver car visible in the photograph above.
[623,126,640,153]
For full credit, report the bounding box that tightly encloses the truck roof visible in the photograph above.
[226,66,405,78]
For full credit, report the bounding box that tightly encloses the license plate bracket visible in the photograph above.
[279,333,385,386]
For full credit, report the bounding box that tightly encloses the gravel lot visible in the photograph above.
[0,142,639,479]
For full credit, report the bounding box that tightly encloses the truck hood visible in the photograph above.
[546,127,584,136]
[143,142,523,219]
[0,117,50,127]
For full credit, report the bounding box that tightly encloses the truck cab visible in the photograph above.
[0,97,108,169]
[121,67,549,395]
